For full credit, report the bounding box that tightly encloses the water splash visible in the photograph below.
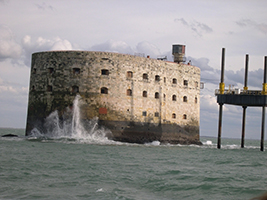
[145,141,161,146]
[70,95,85,138]
[29,95,112,143]
[203,140,213,145]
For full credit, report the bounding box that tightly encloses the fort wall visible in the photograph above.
[26,51,200,144]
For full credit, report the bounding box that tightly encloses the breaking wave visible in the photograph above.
[28,95,112,144]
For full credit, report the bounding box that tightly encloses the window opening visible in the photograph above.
[72,85,79,93]
[48,68,54,74]
[183,96,187,102]
[155,112,159,117]
[183,114,187,119]
[33,68,36,74]
[155,92,159,99]
[73,68,80,75]
[47,85,52,92]
[172,78,177,84]
[127,89,132,96]
[172,113,176,119]
[172,95,177,101]
[142,111,147,116]
[143,73,148,80]
[143,91,147,97]
[195,97,198,103]
[155,75,160,81]
[101,87,108,94]
[127,71,133,78]
[101,69,109,75]
[184,80,188,86]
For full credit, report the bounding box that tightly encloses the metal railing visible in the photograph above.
[215,89,263,95]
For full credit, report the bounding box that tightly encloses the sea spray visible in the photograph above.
[29,95,111,142]
[71,95,86,138]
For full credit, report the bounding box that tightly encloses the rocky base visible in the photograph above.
[1,134,18,137]
[99,120,202,145]
[25,117,202,145]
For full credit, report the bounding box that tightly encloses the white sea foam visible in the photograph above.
[223,144,239,149]
[203,140,213,145]
[145,141,161,146]
[28,95,112,144]
[96,188,104,192]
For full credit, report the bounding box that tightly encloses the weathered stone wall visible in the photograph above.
[26,51,200,141]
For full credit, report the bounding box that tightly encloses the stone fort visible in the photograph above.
[26,45,201,144]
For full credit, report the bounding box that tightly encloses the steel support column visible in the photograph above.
[241,106,247,148]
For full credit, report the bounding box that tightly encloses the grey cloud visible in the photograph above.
[188,55,263,88]
[245,68,264,88]
[35,2,54,11]
[195,21,213,33]
[224,69,244,85]
[204,68,262,89]
[135,41,161,58]
[187,56,213,71]
[236,19,267,34]
[222,68,263,88]
[0,25,22,60]
[174,18,213,36]
[21,35,73,67]
[90,40,162,59]
[175,18,188,26]
[215,68,263,89]
[0,82,28,128]
[236,19,250,27]
[90,40,134,55]
[186,56,220,84]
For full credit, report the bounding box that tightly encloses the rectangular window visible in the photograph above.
[101,87,108,94]
[47,85,52,92]
[101,69,109,75]
[142,111,147,116]
[72,86,79,93]
[73,68,80,75]
[48,68,54,74]
[127,71,133,78]
[127,89,132,96]
[143,91,147,97]
[143,73,148,80]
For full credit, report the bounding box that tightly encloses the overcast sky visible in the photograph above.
[1,0,267,140]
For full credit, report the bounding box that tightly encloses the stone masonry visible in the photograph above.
[26,51,201,144]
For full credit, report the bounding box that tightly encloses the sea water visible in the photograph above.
[1,96,267,200]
